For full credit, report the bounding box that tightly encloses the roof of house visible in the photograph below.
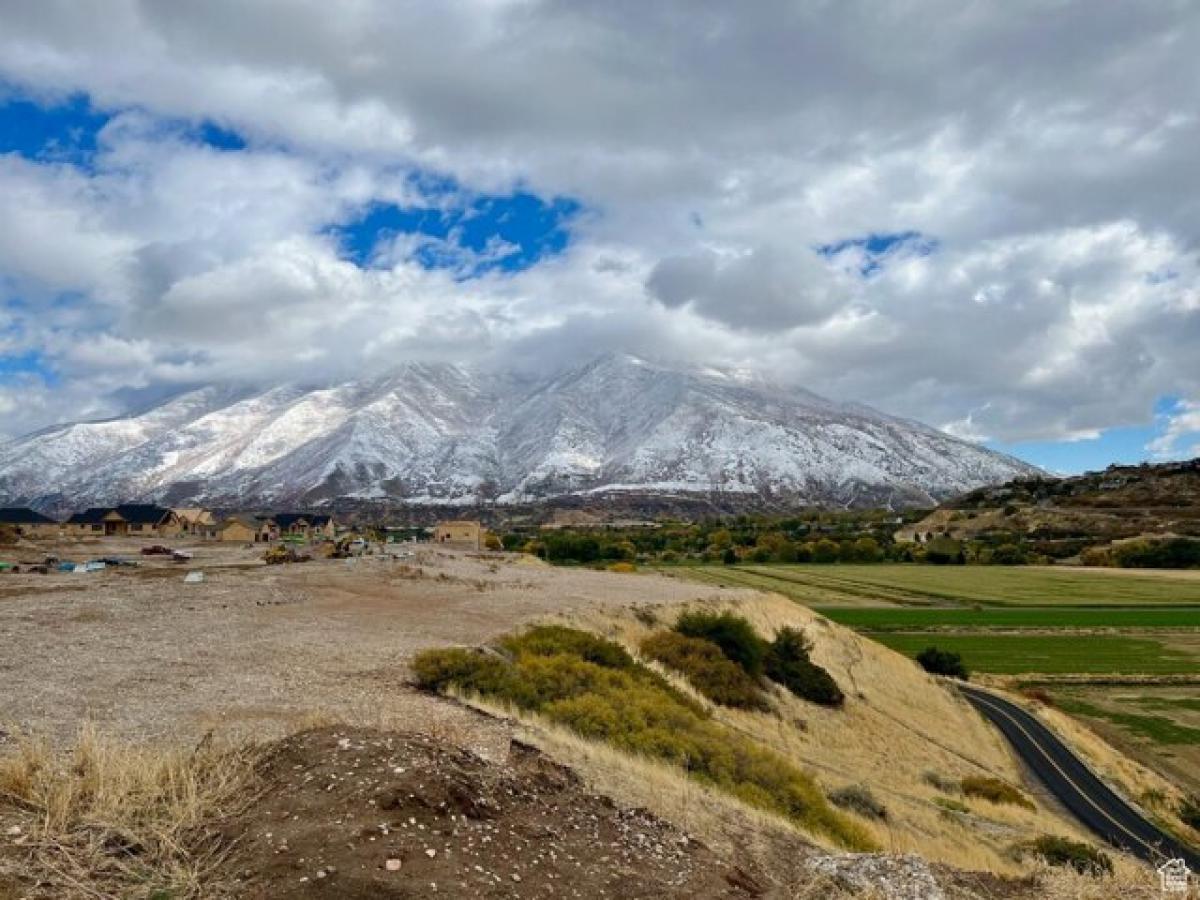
[66,507,114,524]
[437,520,482,528]
[0,507,58,525]
[172,507,214,524]
[273,513,333,529]
[219,514,260,530]
[65,504,173,525]
[113,504,173,525]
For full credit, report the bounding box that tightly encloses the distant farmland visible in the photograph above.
[820,607,1200,630]
[866,633,1198,675]
[661,563,1200,608]
[660,561,1200,795]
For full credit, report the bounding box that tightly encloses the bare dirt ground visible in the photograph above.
[0,538,740,750]
[216,726,762,900]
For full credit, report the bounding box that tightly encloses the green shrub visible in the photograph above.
[1019,835,1112,875]
[641,631,770,711]
[1113,537,1200,569]
[674,611,767,677]
[411,648,513,695]
[922,770,960,794]
[933,797,969,814]
[411,627,873,850]
[915,646,970,680]
[500,625,636,670]
[961,776,1034,809]
[764,627,844,707]
[1180,795,1200,831]
[990,543,1027,565]
[828,785,887,820]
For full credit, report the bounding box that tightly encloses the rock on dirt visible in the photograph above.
[218,727,762,899]
[809,853,946,900]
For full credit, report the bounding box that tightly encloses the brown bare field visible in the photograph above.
[0,538,732,749]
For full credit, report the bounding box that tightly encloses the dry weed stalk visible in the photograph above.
[0,725,261,899]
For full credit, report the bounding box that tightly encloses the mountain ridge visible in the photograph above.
[0,353,1040,512]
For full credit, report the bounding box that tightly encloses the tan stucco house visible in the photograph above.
[433,520,486,550]
[0,508,61,538]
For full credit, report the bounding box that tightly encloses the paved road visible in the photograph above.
[959,684,1200,869]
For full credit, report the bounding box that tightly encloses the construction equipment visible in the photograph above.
[263,546,312,565]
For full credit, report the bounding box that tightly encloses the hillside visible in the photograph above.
[0,354,1037,513]
[898,458,1200,562]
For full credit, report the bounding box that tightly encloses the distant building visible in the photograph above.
[434,520,485,550]
[65,504,179,537]
[203,514,264,543]
[270,513,336,541]
[171,508,215,535]
[0,507,60,538]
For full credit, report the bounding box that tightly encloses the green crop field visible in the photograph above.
[818,607,1200,630]
[867,633,1199,675]
[662,563,1200,607]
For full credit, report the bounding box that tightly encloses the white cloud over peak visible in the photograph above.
[0,0,1197,459]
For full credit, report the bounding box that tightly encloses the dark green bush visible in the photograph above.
[1020,835,1112,875]
[961,776,1034,809]
[828,785,887,820]
[1180,795,1200,831]
[916,646,970,680]
[411,647,514,695]
[641,631,770,711]
[411,627,873,850]
[1113,537,1200,569]
[765,627,844,707]
[674,611,767,677]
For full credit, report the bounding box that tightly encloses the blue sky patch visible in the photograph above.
[0,350,56,386]
[987,396,1185,474]
[0,84,248,166]
[817,230,938,276]
[0,90,110,165]
[337,190,582,277]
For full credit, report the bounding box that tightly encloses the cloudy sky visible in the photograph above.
[1,1,1198,472]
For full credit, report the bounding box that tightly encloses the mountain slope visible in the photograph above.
[0,354,1039,510]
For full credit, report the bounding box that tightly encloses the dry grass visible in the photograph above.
[1034,857,1167,899]
[546,592,1115,875]
[0,725,260,899]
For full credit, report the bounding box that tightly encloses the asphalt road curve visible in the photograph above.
[959,684,1200,869]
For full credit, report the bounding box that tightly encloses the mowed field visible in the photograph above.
[659,562,1200,793]
[669,563,1200,608]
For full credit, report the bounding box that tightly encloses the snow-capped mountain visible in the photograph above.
[0,354,1040,510]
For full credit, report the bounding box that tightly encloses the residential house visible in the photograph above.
[433,519,486,550]
[271,513,336,542]
[171,508,215,536]
[64,504,179,537]
[0,507,61,538]
[204,514,263,543]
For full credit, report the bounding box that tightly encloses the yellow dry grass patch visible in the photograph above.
[0,725,259,899]
[549,592,1117,875]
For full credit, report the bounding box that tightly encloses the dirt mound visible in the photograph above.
[219,727,760,899]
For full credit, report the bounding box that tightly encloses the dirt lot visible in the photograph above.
[0,538,742,750]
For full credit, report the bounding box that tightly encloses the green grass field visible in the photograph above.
[868,633,1199,675]
[663,563,1200,607]
[1052,696,1200,744]
[819,607,1200,630]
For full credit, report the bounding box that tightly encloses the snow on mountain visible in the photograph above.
[0,354,1040,510]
